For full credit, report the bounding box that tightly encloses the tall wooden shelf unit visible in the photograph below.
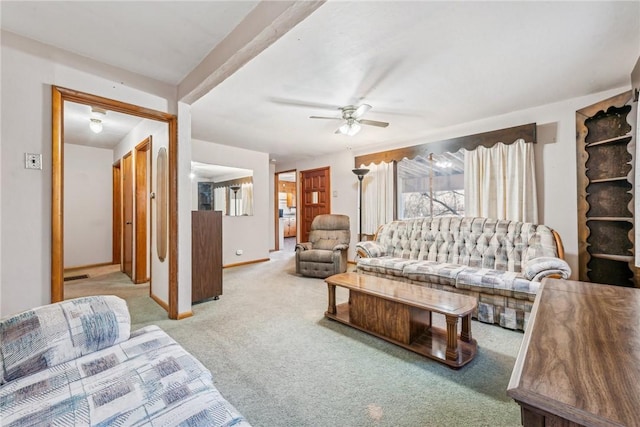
[576,90,639,287]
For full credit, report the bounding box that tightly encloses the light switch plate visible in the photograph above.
[25,153,42,170]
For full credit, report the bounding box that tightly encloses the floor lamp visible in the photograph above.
[352,168,370,241]
[230,184,241,216]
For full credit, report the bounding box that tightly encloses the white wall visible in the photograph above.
[191,139,269,266]
[0,32,176,316]
[279,86,632,278]
[63,144,113,268]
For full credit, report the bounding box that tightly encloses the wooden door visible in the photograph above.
[135,138,151,284]
[300,166,331,242]
[112,161,122,265]
[122,152,133,278]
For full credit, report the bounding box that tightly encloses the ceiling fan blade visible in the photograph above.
[353,104,372,118]
[359,119,389,128]
[310,115,341,120]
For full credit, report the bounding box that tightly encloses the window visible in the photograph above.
[397,152,465,219]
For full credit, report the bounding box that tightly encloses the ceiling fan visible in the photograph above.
[309,104,389,136]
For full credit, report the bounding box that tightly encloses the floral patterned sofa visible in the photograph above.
[0,295,250,426]
[355,216,571,331]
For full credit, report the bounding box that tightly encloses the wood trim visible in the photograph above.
[135,137,151,285]
[64,261,114,272]
[551,229,565,260]
[223,258,270,268]
[51,87,64,303]
[177,311,193,320]
[51,86,178,318]
[355,123,536,167]
[168,116,178,319]
[150,292,169,312]
[112,161,122,265]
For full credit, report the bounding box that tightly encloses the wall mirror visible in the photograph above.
[191,161,254,216]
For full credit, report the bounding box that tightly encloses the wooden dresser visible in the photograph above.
[507,278,640,426]
[191,210,222,303]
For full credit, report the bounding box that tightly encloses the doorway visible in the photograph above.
[51,86,179,319]
[275,170,297,251]
[300,166,331,242]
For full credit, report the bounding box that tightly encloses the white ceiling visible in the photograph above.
[2,1,639,164]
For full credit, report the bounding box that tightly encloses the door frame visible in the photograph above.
[135,137,151,284]
[51,86,179,319]
[274,169,297,251]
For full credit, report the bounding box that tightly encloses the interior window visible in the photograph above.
[397,151,465,219]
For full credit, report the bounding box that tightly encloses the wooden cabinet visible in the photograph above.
[508,279,640,426]
[280,181,296,207]
[191,210,222,303]
[283,217,297,237]
[576,91,639,287]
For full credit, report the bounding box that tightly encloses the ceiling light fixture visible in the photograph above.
[339,119,361,136]
[89,107,106,134]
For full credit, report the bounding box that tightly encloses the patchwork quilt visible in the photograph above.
[0,297,250,427]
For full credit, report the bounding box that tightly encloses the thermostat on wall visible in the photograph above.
[25,153,42,170]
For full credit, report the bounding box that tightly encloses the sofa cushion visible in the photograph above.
[0,325,250,426]
[403,261,466,287]
[455,267,536,297]
[297,248,334,263]
[0,295,130,383]
[357,256,418,277]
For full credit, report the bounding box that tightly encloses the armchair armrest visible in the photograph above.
[355,241,386,258]
[332,243,349,251]
[524,256,571,281]
[295,242,313,252]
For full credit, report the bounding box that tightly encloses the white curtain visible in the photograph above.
[464,138,538,223]
[362,161,394,235]
[214,186,227,215]
[241,182,253,216]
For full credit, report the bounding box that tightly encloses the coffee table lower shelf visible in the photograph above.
[326,302,477,368]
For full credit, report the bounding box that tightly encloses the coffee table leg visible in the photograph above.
[445,315,459,361]
[461,314,472,343]
[327,283,336,315]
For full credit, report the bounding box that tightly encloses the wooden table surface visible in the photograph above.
[325,272,476,316]
[507,278,640,426]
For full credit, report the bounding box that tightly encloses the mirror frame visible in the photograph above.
[51,86,179,318]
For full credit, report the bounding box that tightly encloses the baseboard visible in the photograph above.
[224,258,270,268]
[177,311,193,320]
[64,261,114,272]
[348,260,357,265]
[134,277,150,284]
[150,293,169,312]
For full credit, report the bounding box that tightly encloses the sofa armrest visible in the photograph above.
[355,241,386,258]
[0,295,131,384]
[295,242,313,252]
[524,256,571,281]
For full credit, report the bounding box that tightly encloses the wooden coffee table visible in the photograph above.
[325,272,477,368]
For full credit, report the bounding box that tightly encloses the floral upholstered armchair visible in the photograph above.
[295,214,350,278]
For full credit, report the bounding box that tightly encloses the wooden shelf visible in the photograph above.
[585,133,632,148]
[589,176,629,184]
[576,91,638,287]
[590,253,633,262]
[586,217,633,222]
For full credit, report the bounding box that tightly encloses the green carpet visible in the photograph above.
[85,252,524,426]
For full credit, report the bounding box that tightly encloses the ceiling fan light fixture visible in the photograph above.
[339,120,361,136]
